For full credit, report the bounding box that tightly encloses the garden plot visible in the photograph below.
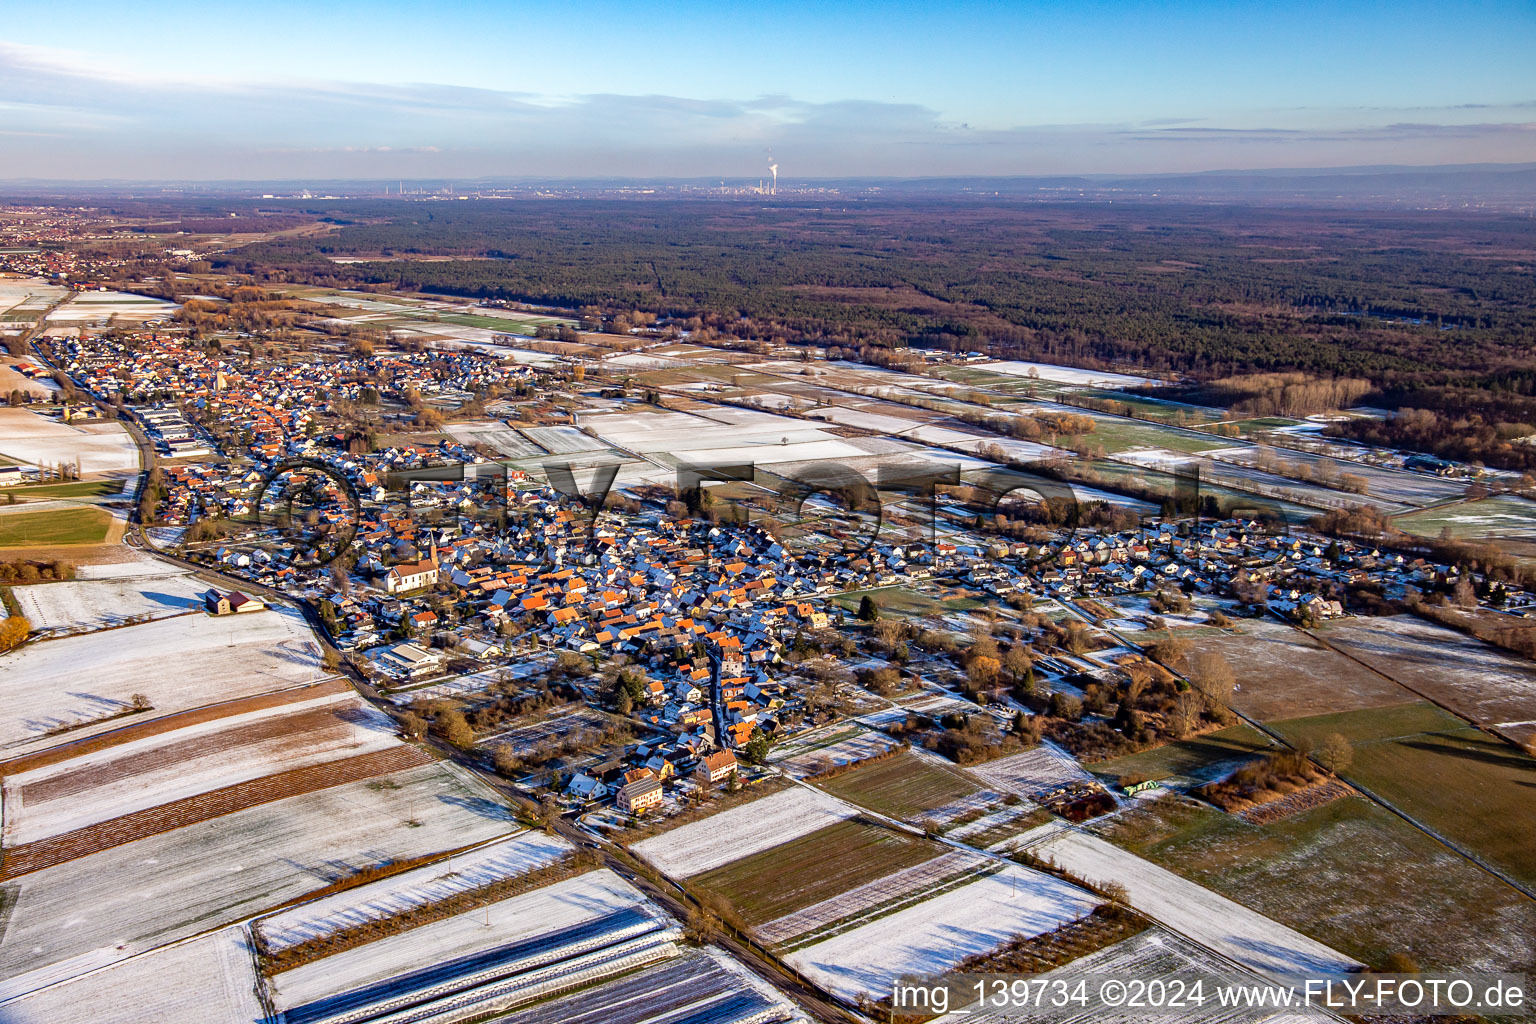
[785,862,1098,1003]
[1025,830,1359,978]
[478,704,614,752]
[0,761,515,985]
[966,743,1101,800]
[0,925,263,1024]
[0,408,139,475]
[0,605,326,754]
[268,869,672,1021]
[496,946,806,1024]
[630,786,857,878]
[445,420,547,458]
[1315,615,1536,744]
[9,569,206,634]
[756,848,989,946]
[769,722,899,777]
[257,830,570,952]
[2,691,399,846]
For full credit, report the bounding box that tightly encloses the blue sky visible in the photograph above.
[2,0,1533,179]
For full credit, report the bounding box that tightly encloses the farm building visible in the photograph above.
[202,589,266,615]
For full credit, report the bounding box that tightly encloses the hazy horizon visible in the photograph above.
[3,0,1534,181]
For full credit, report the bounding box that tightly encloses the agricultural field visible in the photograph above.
[1313,614,1536,746]
[767,721,899,777]
[267,868,672,1023]
[690,817,943,924]
[496,946,805,1024]
[1187,617,1412,721]
[961,926,1334,1024]
[0,279,69,322]
[1218,445,1466,507]
[45,291,176,323]
[0,605,327,754]
[0,506,113,547]
[974,361,1158,388]
[1269,701,1536,889]
[755,848,992,946]
[1094,794,1536,972]
[0,761,516,982]
[5,479,124,500]
[966,744,1102,800]
[585,405,874,472]
[1088,723,1277,788]
[1025,828,1360,978]
[8,566,207,634]
[0,925,263,1024]
[257,830,570,953]
[1395,494,1536,542]
[0,408,140,476]
[629,786,856,878]
[816,751,980,819]
[784,861,1098,1004]
[445,419,547,458]
[1,690,402,847]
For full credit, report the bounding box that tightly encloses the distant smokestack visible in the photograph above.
[768,162,778,195]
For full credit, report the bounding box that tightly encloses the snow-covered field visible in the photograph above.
[496,946,806,1024]
[268,868,665,1013]
[0,926,263,1024]
[0,762,515,984]
[952,926,1334,1023]
[785,862,1098,1003]
[0,279,69,317]
[0,605,327,753]
[979,361,1157,388]
[0,408,139,474]
[2,692,401,846]
[45,292,176,324]
[445,419,546,458]
[757,849,987,945]
[967,743,1101,799]
[1319,614,1536,742]
[585,407,869,469]
[769,722,898,776]
[73,555,185,579]
[257,829,571,951]
[9,569,206,634]
[1027,829,1360,977]
[630,787,857,878]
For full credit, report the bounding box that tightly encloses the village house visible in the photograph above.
[695,750,738,785]
[616,773,664,814]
